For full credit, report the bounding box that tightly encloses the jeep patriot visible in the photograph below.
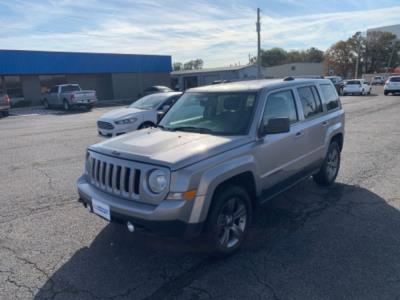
[77,78,345,256]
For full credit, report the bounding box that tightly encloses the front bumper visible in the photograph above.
[77,175,203,237]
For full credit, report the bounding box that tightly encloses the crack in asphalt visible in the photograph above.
[143,258,215,300]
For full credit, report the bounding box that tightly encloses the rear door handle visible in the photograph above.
[322,121,329,127]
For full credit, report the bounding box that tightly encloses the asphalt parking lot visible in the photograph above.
[1,87,400,300]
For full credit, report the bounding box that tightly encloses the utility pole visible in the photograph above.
[386,40,398,76]
[256,8,261,79]
[354,31,362,79]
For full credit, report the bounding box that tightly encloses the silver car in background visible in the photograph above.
[43,84,97,110]
[97,92,182,137]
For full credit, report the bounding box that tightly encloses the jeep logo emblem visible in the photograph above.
[111,150,121,156]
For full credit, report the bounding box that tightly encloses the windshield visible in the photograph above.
[160,92,257,135]
[130,94,169,110]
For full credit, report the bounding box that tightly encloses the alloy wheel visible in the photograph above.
[326,147,339,181]
[216,197,247,249]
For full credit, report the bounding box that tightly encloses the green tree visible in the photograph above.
[324,40,356,77]
[260,48,287,67]
[172,62,183,71]
[364,31,398,72]
[303,47,324,63]
[183,59,204,70]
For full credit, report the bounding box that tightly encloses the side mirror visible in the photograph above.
[157,111,166,123]
[162,104,170,112]
[259,118,290,136]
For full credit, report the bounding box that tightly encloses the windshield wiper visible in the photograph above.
[171,126,213,134]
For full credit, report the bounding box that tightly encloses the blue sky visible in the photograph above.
[0,0,399,67]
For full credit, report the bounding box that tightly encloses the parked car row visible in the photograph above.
[0,93,10,116]
[77,77,345,256]
[384,76,400,95]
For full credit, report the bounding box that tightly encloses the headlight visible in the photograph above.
[115,117,137,125]
[148,169,168,194]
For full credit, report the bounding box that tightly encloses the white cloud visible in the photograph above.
[0,0,399,67]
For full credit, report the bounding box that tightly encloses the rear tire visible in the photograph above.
[384,91,389,96]
[43,99,50,109]
[63,100,71,111]
[204,185,252,258]
[313,141,341,186]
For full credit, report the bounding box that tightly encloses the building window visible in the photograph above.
[5,76,23,98]
[39,75,67,93]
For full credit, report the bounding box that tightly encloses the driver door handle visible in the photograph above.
[294,131,304,138]
[322,121,329,127]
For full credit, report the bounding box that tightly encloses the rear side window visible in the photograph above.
[297,86,323,118]
[263,90,298,125]
[320,84,340,111]
[390,77,400,82]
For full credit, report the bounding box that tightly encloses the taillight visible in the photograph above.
[4,95,10,104]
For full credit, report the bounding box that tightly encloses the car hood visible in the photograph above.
[90,128,252,170]
[99,107,145,120]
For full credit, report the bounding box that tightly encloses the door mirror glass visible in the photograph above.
[162,104,170,112]
[260,118,290,136]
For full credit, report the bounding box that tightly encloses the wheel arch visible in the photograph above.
[189,155,259,224]
[331,132,344,152]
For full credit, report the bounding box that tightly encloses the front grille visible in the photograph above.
[89,156,141,199]
[97,121,114,130]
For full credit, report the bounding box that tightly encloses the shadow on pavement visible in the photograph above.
[34,181,400,299]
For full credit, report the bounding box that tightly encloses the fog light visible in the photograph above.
[127,221,135,232]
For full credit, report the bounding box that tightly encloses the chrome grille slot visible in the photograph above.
[86,151,170,205]
[97,121,114,130]
[88,155,142,200]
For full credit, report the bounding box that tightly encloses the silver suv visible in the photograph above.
[77,78,345,256]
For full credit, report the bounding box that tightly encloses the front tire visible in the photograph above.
[43,99,50,109]
[63,100,71,111]
[204,185,252,257]
[313,141,341,186]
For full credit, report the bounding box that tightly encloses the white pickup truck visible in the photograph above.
[43,84,97,110]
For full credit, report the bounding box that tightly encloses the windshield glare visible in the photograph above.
[130,94,168,110]
[160,92,257,135]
